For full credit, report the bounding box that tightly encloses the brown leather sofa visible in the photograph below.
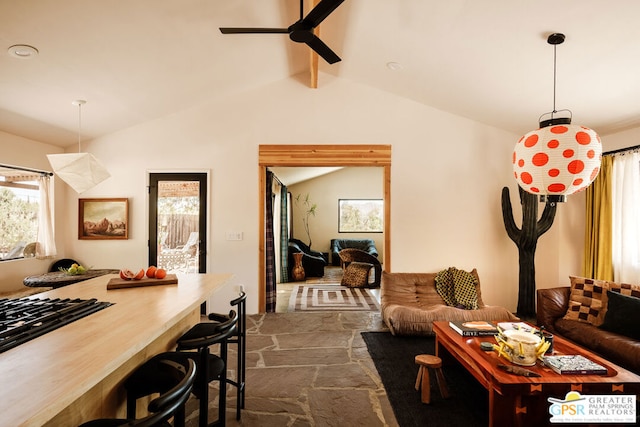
[537,286,640,374]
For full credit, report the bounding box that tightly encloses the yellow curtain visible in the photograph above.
[583,155,614,280]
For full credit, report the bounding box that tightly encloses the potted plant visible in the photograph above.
[295,193,317,249]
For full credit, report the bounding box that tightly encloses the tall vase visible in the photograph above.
[292,252,306,281]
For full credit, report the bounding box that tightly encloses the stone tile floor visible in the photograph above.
[185,311,399,426]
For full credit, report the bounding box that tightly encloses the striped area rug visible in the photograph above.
[288,284,380,312]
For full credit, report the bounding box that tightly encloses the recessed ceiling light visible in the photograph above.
[8,44,39,59]
[386,62,403,71]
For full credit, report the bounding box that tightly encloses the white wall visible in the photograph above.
[287,167,385,261]
[601,127,640,152]
[61,74,542,313]
[3,74,611,313]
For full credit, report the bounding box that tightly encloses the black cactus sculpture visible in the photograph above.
[501,186,557,318]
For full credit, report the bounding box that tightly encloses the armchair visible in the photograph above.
[338,248,382,288]
[330,238,378,266]
[288,238,327,278]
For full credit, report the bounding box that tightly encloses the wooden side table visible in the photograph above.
[415,354,449,404]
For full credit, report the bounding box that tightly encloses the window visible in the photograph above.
[148,173,207,274]
[338,199,383,233]
[611,151,640,283]
[0,174,39,260]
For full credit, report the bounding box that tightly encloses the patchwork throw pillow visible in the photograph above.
[599,290,640,340]
[563,276,608,326]
[603,281,640,298]
[451,268,479,310]
[435,269,457,307]
[600,281,640,322]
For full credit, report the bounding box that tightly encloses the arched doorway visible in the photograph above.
[258,144,392,312]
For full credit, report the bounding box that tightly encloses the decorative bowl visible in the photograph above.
[496,330,544,366]
[59,264,87,276]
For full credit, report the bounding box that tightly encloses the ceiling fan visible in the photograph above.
[220,0,345,64]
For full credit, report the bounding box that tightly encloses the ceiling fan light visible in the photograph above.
[219,0,344,65]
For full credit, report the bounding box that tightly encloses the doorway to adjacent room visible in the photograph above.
[259,144,392,312]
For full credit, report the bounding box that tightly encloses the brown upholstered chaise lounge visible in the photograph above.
[381,270,518,336]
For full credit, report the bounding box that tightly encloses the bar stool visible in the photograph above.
[80,353,196,427]
[176,310,238,427]
[207,291,246,420]
[414,354,449,404]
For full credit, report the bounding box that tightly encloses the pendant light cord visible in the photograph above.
[545,32,566,122]
[77,102,82,153]
[73,99,86,153]
[552,43,557,117]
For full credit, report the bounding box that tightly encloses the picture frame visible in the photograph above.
[338,199,384,233]
[79,198,129,240]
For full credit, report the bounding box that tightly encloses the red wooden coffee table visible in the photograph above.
[432,321,640,426]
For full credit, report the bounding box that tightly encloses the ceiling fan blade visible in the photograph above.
[303,0,345,28]
[220,28,289,34]
[305,35,341,64]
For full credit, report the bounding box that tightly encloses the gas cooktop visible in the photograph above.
[0,297,113,354]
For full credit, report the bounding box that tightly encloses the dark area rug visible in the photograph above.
[362,332,488,427]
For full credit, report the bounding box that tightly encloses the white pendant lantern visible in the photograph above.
[47,100,110,193]
[514,122,601,199]
[47,152,110,193]
[513,33,601,203]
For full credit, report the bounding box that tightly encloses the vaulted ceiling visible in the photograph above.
[2,0,640,148]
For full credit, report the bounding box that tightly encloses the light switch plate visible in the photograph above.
[226,231,243,241]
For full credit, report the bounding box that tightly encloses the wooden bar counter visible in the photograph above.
[0,272,232,426]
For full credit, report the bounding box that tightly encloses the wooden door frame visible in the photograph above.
[258,144,392,312]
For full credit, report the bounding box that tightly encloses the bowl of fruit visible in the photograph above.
[59,263,87,275]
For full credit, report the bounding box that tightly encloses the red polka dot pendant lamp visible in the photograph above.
[513,33,601,203]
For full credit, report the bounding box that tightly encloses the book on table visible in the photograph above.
[542,355,607,375]
[448,320,498,336]
[496,321,535,333]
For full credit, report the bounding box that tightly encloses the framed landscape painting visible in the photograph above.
[79,198,129,240]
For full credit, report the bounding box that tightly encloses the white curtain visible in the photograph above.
[612,150,640,283]
[272,179,282,284]
[36,175,57,258]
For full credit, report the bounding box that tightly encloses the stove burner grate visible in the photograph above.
[0,297,113,354]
